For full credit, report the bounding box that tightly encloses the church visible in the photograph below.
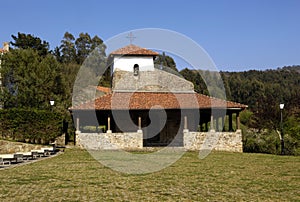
[69,44,247,152]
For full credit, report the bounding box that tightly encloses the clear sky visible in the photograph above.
[1,0,299,72]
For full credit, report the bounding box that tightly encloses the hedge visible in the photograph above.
[0,108,63,144]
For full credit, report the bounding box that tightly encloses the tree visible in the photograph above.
[89,36,107,76]
[1,49,67,109]
[154,52,178,72]
[10,32,50,56]
[91,35,104,50]
[60,32,77,63]
[53,46,62,63]
[75,33,93,64]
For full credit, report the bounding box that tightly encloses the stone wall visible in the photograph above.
[55,134,66,146]
[76,130,242,152]
[0,140,43,154]
[76,131,143,150]
[183,130,243,152]
[112,69,194,92]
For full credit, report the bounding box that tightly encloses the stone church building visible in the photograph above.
[70,44,247,152]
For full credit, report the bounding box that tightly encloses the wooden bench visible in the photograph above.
[0,157,11,166]
[0,154,23,164]
[41,147,55,156]
[15,152,37,160]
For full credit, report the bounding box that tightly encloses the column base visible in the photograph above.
[183,129,189,133]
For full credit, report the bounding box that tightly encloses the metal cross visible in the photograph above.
[126,32,136,44]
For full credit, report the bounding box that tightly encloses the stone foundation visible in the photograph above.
[183,130,243,152]
[76,130,242,152]
[76,131,143,150]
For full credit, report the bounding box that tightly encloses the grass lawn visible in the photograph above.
[0,148,299,201]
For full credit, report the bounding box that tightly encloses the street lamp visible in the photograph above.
[50,99,55,112]
[50,100,55,106]
[279,103,284,155]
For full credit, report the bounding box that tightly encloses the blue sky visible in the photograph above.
[1,0,299,71]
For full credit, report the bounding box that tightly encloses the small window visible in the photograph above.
[133,64,139,76]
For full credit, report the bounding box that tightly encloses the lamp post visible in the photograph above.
[279,103,284,155]
[50,100,55,106]
[50,99,55,112]
[49,99,59,144]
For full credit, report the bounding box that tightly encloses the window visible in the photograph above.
[133,64,139,76]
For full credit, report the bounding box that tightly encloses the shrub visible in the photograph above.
[243,129,281,155]
[0,108,63,144]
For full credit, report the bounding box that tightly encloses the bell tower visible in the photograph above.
[109,44,158,73]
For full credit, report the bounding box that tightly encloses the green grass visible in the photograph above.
[0,148,299,201]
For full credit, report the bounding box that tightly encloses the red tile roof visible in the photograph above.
[110,44,159,56]
[96,86,111,94]
[70,92,247,110]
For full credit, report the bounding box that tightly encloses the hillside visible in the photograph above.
[180,65,300,124]
[282,65,300,73]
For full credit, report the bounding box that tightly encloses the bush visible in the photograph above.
[240,109,254,126]
[0,108,63,144]
[243,129,281,155]
[243,127,300,155]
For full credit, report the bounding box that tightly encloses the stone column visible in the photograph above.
[183,116,189,149]
[107,116,112,133]
[75,117,81,146]
[138,117,141,130]
[183,116,189,133]
[137,117,143,148]
[184,116,188,130]
[137,116,142,133]
[76,117,80,132]
[210,114,215,132]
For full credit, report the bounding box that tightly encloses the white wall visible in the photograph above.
[113,56,155,72]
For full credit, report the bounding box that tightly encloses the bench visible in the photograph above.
[15,152,37,160]
[0,157,11,166]
[13,153,24,162]
[31,149,46,157]
[0,154,23,164]
[41,147,55,156]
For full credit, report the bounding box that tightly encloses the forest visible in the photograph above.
[0,32,299,155]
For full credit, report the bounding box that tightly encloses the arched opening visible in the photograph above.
[133,64,139,76]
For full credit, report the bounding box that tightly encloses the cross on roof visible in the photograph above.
[126,32,136,44]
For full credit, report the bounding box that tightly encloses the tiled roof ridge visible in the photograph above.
[225,99,248,107]
[96,86,112,93]
[112,91,196,94]
[198,93,247,108]
[110,44,159,56]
